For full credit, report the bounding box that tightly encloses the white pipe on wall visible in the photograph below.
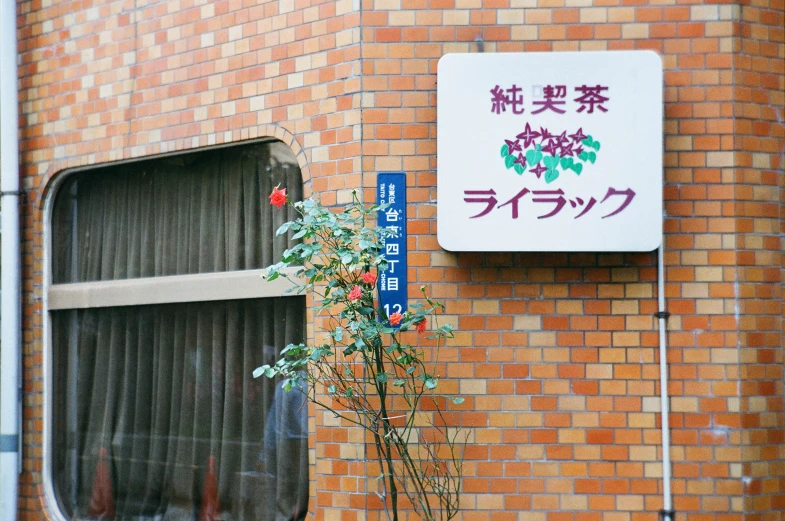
[657,245,673,520]
[0,0,22,517]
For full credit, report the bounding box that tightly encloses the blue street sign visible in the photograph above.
[377,172,408,326]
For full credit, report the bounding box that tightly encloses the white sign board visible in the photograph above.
[437,51,663,252]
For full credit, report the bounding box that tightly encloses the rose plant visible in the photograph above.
[255,189,464,521]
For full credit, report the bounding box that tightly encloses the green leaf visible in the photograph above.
[588,151,596,164]
[544,169,559,184]
[571,163,583,175]
[514,164,524,175]
[560,157,574,169]
[578,152,589,161]
[504,154,516,169]
[393,379,406,387]
[543,155,559,170]
[526,149,543,166]
[376,373,389,384]
[346,388,354,397]
[593,141,600,151]
[341,254,353,264]
[500,144,510,157]
[276,222,293,236]
[425,378,437,390]
[451,397,465,405]
[328,385,337,393]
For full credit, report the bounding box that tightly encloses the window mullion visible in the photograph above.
[47,267,304,310]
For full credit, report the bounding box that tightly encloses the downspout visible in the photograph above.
[657,245,674,521]
[0,0,21,517]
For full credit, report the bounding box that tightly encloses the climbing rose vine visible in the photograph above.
[255,190,464,521]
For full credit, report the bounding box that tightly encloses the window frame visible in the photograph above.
[41,141,306,521]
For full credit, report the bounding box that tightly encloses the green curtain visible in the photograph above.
[50,142,309,521]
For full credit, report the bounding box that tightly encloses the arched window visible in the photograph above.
[47,141,309,521]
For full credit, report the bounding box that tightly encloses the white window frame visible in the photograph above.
[40,144,305,521]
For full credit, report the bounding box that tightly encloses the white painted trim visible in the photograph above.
[48,268,304,310]
[42,167,66,521]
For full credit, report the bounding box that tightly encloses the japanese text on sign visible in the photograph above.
[491,84,610,115]
[377,172,408,325]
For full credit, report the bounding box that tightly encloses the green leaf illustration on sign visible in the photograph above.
[571,163,583,175]
[504,155,516,169]
[588,151,596,164]
[514,164,525,175]
[543,156,559,171]
[544,169,559,183]
[500,144,510,157]
[526,149,543,166]
[560,157,574,170]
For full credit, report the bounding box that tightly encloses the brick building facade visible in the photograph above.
[9,0,785,520]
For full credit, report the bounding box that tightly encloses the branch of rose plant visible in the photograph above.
[393,424,460,521]
[390,429,435,519]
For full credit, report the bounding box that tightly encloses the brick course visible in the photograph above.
[11,0,785,520]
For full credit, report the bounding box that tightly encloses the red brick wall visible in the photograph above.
[12,0,785,520]
[734,0,785,518]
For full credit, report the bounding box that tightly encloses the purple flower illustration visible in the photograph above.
[516,123,540,148]
[569,128,587,143]
[541,139,559,156]
[530,163,547,179]
[505,139,522,155]
[559,142,575,158]
[539,127,554,140]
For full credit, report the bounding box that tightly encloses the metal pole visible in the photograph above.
[0,0,22,517]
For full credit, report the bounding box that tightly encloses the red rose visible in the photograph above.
[269,187,287,208]
[389,312,403,326]
[362,272,377,285]
[348,286,363,302]
[416,320,426,333]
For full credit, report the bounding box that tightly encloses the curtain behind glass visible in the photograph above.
[52,300,308,521]
[50,141,309,521]
[52,141,303,283]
